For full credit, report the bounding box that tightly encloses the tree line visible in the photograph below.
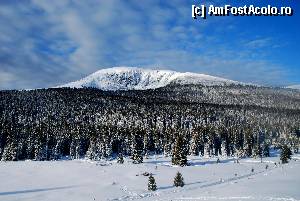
[0,86,299,162]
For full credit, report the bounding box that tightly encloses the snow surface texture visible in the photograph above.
[58,67,239,90]
[0,154,299,201]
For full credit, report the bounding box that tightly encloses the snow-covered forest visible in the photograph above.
[0,84,299,162]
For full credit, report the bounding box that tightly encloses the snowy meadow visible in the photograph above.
[0,152,299,201]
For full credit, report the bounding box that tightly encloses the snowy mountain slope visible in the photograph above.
[287,85,300,90]
[58,67,239,90]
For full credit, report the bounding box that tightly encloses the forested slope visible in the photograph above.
[0,85,299,161]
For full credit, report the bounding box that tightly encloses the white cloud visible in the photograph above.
[0,0,296,89]
[245,38,273,49]
[0,70,16,83]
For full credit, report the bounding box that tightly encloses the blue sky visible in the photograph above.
[0,0,299,89]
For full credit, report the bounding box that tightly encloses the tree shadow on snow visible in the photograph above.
[0,185,78,196]
[143,159,170,165]
[188,158,236,166]
[158,181,205,190]
[144,158,237,166]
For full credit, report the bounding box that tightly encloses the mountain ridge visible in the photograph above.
[57,67,241,91]
[287,85,300,90]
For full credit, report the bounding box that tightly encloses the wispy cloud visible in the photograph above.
[245,38,273,49]
[0,0,297,89]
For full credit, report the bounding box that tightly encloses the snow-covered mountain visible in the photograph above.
[58,67,239,90]
[287,85,300,90]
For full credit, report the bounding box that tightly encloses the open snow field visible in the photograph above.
[0,154,299,201]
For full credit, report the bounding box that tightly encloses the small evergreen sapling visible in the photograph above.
[117,154,124,164]
[174,172,184,187]
[280,145,292,164]
[148,175,157,191]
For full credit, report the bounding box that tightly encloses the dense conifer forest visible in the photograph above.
[0,84,299,162]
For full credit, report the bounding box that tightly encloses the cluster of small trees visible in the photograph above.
[0,87,299,162]
[148,172,184,191]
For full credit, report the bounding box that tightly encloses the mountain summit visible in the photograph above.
[287,85,300,90]
[58,67,239,91]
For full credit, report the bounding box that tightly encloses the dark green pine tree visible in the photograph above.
[132,133,144,164]
[174,172,184,187]
[280,145,292,164]
[117,153,124,164]
[148,175,157,191]
[172,135,188,166]
[262,143,270,157]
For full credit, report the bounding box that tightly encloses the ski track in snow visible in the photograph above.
[109,163,284,201]
[0,156,298,201]
[173,196,300,201]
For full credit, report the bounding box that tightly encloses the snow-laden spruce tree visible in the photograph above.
[1,129,18,161]
[221,140,227,158]
[172,135,187,166]
[189,131,200,156]
[163,141,172,157]
[148,175,157,191]
[174,172,184,187]
[252,144,262,159]
[34,138,43,161]
[53,138,63,160]
[132,133,144,164]
[1,141,17,161]
[203,142,211,158]
[86,140,95,160]
[280,144,292,164]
